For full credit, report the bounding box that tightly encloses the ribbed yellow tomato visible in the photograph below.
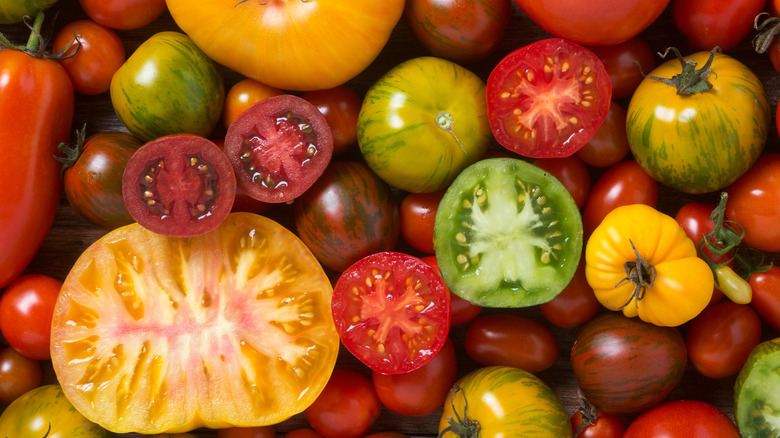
[585,204,714,327]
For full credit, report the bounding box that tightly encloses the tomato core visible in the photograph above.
[140,155,219,220]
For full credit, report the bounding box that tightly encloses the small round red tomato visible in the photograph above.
[539,259,600,328]
[420,256,482,326]
[0,347,42,404]
[0,274,62,360]
[675,202,734,266]
[623,400,740,438]
[570,403,625,438]
[302,85,362,155]
[587,37,655,99]
[464,313,559,373]
[215,426,276,438]
[282,430,322,438]
[372,338,457,417]
[687,301,762,379]
[533,155,591,208]
[725,153,780,252]
[404,0,511,63]
[52,19,125,95]
[575,102,629,168]
[673,0,766,51]
[223,78,282,130]
[487,38,612,158]
[78,0,167,30]
[582,160,658,237]
[305,369,382,438]
[400,190,445,254]
[750,265,780,331]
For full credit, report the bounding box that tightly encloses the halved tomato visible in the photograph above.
[49,212,340,434]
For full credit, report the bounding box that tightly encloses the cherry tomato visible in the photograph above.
[420,256,482,326]
[304,369,382,438]
[282,430,322,438]
[223,78,282,130]
[400,190,445,254]
[539,259,600,328]
[575,102,630,168]
[215,426,276,438]
[623,400,740,437]
[675,202,733,266]
[725,153,780,252]
[0,347,42,404]
[302,85,362,155]
[750,265,780,332]
[673,0,766,51]
[78,0,168,30]
[0,274,61,360]
[588,37,655,99]
[570,403,625,438]
[52,19,125,95]
[533,155,591,208]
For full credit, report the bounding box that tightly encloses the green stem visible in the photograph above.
[25,12,45,53]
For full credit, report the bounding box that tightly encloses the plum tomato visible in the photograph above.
[332,252,451,375]
[533,155,591,208]
[0,347,42,404]
[486,38,612,158]
[587,37,655,100]
[750,265,780,332]
[78,0,167,30]
[420,255,482,325]
[121,134,236,237]
[539,259,600,328]
[623,400,740,438]
[304,369,382,438]
[52,19,125,95]
[400,190,445,254]
[0,273,62,360]
[223,78,282,130]
[575,102,630,168]
[302,85,362,156]
[224,94,333,203]
[434,158,583,308]
[725,153,780,252]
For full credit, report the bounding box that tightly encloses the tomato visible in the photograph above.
[121,134,236,237]
[725,153,780,252]
[0,347,42,404]
[487,38,611,158]
[59,129,143,230]
[294,161,400,272]
[372,338,457,416]
[734,337,780,437]
[675,201,733,267]
[78,0,167,29]
[749,265,780,331]
[302,85,362,156]
[282,430,322,438]
[111,31,225,142]
[539,259,600,328]
[0,274,62,360]
[52,19,125,95]
[627,48,770,194]
[571,313,687,415]
[575,102,629,168]
[686,301,761,379]
[50,213,340,433]
[304,369,382,438]
[582,160,658,237]
[223,78,282,130]
[439,366,572,437]
[0,0,57,24]
[0,13,74,289]
[331,252,451,375]
[587,37,655,99]
[623,400,740,438]
[569,403,624,438]
[358,56,491,193]
[211,138,273,216]
[434,158,583,308]
[215,426,276,438]
[464,314,559,373]
[404,0,511,63]
[400,190,445,254]
[673,0,766,51]
[224,94,333,203]
[420,256,482,325]
[0,384,112,437]
[533,155,591,208]
[167,0,404,91]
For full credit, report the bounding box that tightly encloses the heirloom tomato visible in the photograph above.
[725,153,780,252]
[166,0,404,91]
[400,190,445,254]
[587,37,655,99]
[539,259,600,328]
[304,369,381,438]
[0,274,61,360]
[434,158,582,308]
[734,338,780,437]
[750,265,780,331]
[673,0,766,51]
[439,366,572,438]
[575,102,629,168]
[223,78,282,130]
[111,31,225,142]
[302,85,362,156]
[358,56,491,193]
[486,38,611,158]
[464,314,559,373]
[294,161,400,272]
[626,48,770,194]
[585,204,713,326]
[533,155,591,208]
[79,0,167,29]
[52,19,125,95]
[0,0,57,24]
[571,313,687,415]
[0,347,42,404]
[49,213,340,434]
[623,400,740,438]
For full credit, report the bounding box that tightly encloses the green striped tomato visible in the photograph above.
[0,0,57,24]
[110,31,225,142]
[626,48,770,194]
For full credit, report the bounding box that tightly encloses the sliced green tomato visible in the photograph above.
[734,338,780,437]
[434,157,582,308]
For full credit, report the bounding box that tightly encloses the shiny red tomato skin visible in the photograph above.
[587,37,655,99]
[725,153,780,252]
[539,260,600,328]
[570,407,625,438]
[464,313,559,373]
[0,347,42,404]
[52,19,125,95]
[750,266,780,332]
[623,400,740,438]
[302,85,362,156]
[0,274,62,360]
[533,155,591,208]
[78,0,167,30]
[420,255,481,325]
[673,0,766,51]
[305,369,382,438]
[400,190,445,254]
[675,202,733,266]
[575,102,630,168]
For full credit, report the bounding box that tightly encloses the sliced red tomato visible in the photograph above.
[331,251,451,375]
[224,94,333,203]
[121,134,236,237]
[486,38,612,158]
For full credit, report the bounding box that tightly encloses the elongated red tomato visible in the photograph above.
[0,13,74,288]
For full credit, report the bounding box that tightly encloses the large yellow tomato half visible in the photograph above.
[585,204,714,327]
[50,212,340,434]
[165,0,405,91]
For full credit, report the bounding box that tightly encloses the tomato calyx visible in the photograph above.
[0,12,80,60]
[638,46,720,95]
[573,397,599,437]
[753,12,780,55]
[438,384,480,438]
[55,124,87,177]
[610,240,657,310]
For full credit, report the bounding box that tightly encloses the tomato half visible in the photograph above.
[50,213,340,434]
[52,19,125,95]
[0,274,62,360]
[725,153,780,252]
[734,338,780,437]
[623,400,740,438]
[487,38,612,158]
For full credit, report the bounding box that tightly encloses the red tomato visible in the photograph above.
[576,102,630,168]
[420,256,481,326]
[582,160,658,237]
[302,85,362,155]
[304,369,382,438]
[686,301,762,379]
[725,153,780,252]
[215,426,276,438]
[211,138,273,216]
[223,78,282,130]
[464,313,560,373]
[400,190,445,254]
[675,202,733,266]
[673,0,766,51]
[0,347,42,404]
[52,19,125,95]
[623,400,740,437]
[0,274,62,360]
[750,265,780,331]
[570,404,625,438]
[487,38,612,158]
[372,338,457,417]
[282,430,322,438]
[533,155,591,208]
[587,37,655,99]
[78,0,167,30]
[539,259,600,328]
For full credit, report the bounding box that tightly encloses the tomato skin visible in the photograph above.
[673,0,766,51]
[223,78,282,130]
[0,274,62,360]
[569,406,624,438]
[305,369,382,438]
[465,314,559,373]
[623,400,740,438]
[78,0,167,29]
[539,259,600,328]
[575,102,630,168]
[725,153,780,252]
[0,0,57,24]
[400,190,445,254]
[302,85,362,156]
[749,265,780,331]
[588,37,655,99]
[0,347,42,404]
[533,155,591,208]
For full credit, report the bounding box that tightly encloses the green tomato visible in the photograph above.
[110,31,225,142]
[357,56,491,193]
[734,337,780,437]
[0,0,57,24]
[0,384,112,438]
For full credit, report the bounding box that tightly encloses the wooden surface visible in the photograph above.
[2,1,780,436]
